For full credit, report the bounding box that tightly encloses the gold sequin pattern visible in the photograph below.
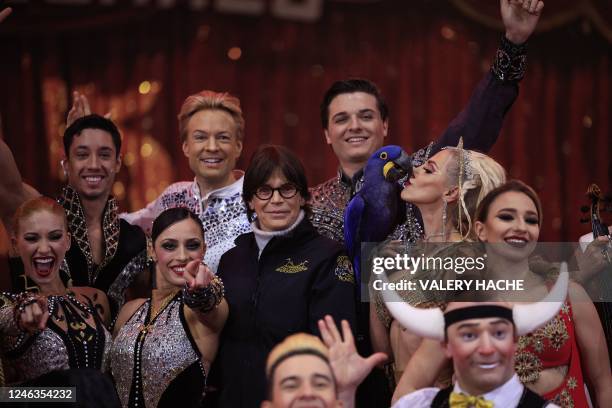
[552,388,575,408]
[515,302,571,385]
[514,351,543,384]
[58,185,120,285]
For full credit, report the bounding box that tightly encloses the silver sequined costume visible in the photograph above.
[110,292,208,408]
[0,293,112,384]
[121,171,251,273]
[309,171,356,244]
[308,147,429,245]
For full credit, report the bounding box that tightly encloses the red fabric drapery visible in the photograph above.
[0,1,609,257]
[451,0,612,43]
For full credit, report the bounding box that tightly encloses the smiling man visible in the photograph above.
[122,90,251,273]
[262,317,387,408]
[309,0,545,245]
[262,333,342,408]
[387,268,569,408]
[0,114,147,317]
[391,302,561,408]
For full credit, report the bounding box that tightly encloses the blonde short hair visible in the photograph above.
[265,333,329,378]
[177,90,245,142]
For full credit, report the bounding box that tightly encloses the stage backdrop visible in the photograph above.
[0,1,610,281]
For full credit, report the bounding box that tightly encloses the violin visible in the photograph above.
[580,184,612,365]
[580,184,611,241]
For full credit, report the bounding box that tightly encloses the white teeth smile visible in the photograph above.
[202,158,222,163]
[85,176,102,182]
[478,363,499,369]
[346,137,367,143]
[34,257,54,274]
[505,238,528,248]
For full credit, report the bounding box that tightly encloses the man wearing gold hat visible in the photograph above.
[262,316,387,408]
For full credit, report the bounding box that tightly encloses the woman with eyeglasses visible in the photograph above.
[210,145,357,407]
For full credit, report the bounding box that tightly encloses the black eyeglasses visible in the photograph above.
[254,183,299,200]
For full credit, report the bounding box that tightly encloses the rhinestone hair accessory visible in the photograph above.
[441,138,474,240]
[457,137,473,240]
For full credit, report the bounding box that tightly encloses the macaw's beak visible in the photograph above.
[383,150,412,182]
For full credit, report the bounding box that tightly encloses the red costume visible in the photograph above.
[515,300,589,408]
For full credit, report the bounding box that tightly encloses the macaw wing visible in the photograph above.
[394,191,407,231]
[344,194,365,261]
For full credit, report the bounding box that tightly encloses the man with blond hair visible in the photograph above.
[122,90,250,272]
[262,316,387,408]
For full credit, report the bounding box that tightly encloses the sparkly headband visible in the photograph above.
[441,138,474,182]
[442,138,475,239]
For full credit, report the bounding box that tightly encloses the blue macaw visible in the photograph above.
[344,145,412,283]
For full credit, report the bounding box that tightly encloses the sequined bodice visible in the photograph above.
[111,294,206,408]
[0,294,111,383]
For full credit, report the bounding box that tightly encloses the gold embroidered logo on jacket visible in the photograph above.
[276,259,309,274]
[334,255,355,283]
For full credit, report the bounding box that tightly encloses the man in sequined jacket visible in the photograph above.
[309,0,544,246]
[0,115,147,318]
[121,90,251,273]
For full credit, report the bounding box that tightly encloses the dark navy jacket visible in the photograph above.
[213,218,356,407]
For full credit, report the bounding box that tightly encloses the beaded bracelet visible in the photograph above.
[182,275,225,314]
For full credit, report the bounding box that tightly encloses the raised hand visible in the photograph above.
[16,295,49,333]
[0,7,12,24]
[318,315,387,394]
[184,259,215,291]
[66,91,92,127]
[501,0,545,44]
[66,91,112,127]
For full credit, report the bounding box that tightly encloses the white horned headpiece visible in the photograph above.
[383,263,569,341]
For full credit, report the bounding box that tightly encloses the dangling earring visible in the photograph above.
[61,159,68,178]
[146,236,157,290]
[441,199,447,238]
